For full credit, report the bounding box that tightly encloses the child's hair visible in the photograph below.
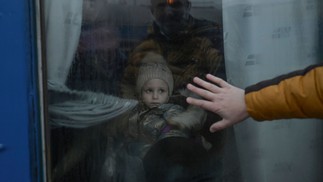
[136,53,173,95]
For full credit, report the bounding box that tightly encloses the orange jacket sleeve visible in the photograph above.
[245,64,323,121]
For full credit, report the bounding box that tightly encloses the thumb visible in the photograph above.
[209,119,231,133]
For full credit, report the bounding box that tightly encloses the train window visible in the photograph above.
[42,0,323,182]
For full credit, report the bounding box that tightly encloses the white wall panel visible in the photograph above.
[223,0,323,181]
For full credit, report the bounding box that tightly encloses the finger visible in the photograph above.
[209,119,232,133]
[206,74,232,89]
[186,83,215,100]
[192,76,221,93]
[209,120,230,132]
[186,97,215,111]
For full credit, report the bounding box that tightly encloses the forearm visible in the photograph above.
[245,64,323,121]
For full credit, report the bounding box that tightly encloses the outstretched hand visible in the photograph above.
[186,74,249,132]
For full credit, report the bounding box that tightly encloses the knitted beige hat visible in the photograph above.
[136,53,173,95]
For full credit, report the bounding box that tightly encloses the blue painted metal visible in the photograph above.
[0,0,43,182]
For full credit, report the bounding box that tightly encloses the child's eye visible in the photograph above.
[158,89,166,93]
[145,89,152,93]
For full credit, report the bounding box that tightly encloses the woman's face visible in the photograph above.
[141,79,170,108]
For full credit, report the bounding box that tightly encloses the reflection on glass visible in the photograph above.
[44,0,236,182]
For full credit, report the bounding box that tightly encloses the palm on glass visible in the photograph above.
[186,74,249,132]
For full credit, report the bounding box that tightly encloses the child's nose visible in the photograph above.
[153,92,159,99]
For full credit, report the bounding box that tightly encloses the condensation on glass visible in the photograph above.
[43,0,323,182]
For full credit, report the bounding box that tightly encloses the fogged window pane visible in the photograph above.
[44,0,323,182]
[45,0,241,182]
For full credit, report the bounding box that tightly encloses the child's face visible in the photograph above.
[141,78,169,108]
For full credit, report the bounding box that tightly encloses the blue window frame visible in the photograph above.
[0,0,44,181]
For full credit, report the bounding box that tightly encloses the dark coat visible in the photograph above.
[121,15,225,99]
[120,15,226,181]
[121,15,226,152]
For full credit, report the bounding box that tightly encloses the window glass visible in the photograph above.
[43,0,323,182]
